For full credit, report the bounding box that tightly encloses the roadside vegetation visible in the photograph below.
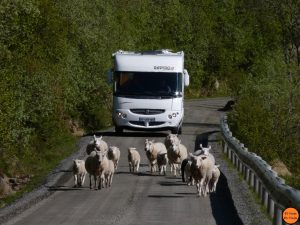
[0,0,299,205]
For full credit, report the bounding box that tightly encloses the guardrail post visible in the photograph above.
[255,177,260,195]
[228,148,232,160]
[273,204,283,225]
[268,197,275,219]
[262,186,268,208]
[224,142,228,154]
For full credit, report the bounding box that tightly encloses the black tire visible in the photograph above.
[115,126,123,133]
[171,126,182,134]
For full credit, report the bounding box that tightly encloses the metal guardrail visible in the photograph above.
[220,115,300,225]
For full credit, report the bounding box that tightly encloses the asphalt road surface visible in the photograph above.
[2,98,271,225]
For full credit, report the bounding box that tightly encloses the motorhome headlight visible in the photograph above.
[168,112,179,119]
[116,111,127,119]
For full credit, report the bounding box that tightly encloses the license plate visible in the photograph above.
[139,117,155,122]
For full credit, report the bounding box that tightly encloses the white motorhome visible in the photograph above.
[110,49,189,134]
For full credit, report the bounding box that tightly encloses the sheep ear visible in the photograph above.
[99,136,103,140]
[93,134,97,140]
[208,145,211,150]
[151,139,155,143]
[215,164,220,168]
[200,144,203,149]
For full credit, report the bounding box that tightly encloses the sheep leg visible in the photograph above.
[74,174,78,187]
[94,175,98,190]
[109,173,113,187]
[196,181,201,196]
[129,163,132,172]
[136,161,140,172]
[89,174,92,189]
[81,173,86,187]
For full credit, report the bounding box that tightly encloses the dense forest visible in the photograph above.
[0,0,299,197]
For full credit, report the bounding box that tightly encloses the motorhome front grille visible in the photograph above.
[130,109,165,115]
[129,121,165,126]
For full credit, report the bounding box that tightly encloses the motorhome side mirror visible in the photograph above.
[184,69,190,86]
[106,69,113,84]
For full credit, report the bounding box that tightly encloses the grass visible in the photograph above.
[0,134,78,209]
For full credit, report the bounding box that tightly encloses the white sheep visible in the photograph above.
[209,165,220,193]
[168,140,188,176]
[164,134,180,150]
[98,150,115,189]
[85,150,102,189]
[107,146,121,170]
[128,147,141,173]
[145,139,167,173]
[157,152,168,175]
[73,159,87,187]
[86,135,108,155]
[190,154,214,197]
[165,134,180,173]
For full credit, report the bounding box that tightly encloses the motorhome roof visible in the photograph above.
[113,49,183,57]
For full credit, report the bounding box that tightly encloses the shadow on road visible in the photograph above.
[85,131,168,138]
[194,130,220,150]
[183,122,220,129]
[48,185,88,191]
[209,172,244,225]
[148,195,184,198]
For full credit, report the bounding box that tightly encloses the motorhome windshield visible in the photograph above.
[114,72,183,98]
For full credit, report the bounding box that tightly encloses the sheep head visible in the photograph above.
[199,144,211,156]
[145,139,154,152]
[170,140,181,155]
[191,155,207,168]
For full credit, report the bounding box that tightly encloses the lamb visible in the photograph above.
[98,150,115,189]
[128,147,141,173]
[107,146,121,170]
[144,139,167,173]
[181,158,195,186]
[190,154,214,197]
[86,135,108,155]
[209,165,220,193]
[157,152,168,175]
[168,140,188,176]
[73,159,87,187]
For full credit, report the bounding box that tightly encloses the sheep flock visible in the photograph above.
[72,134,220,197]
